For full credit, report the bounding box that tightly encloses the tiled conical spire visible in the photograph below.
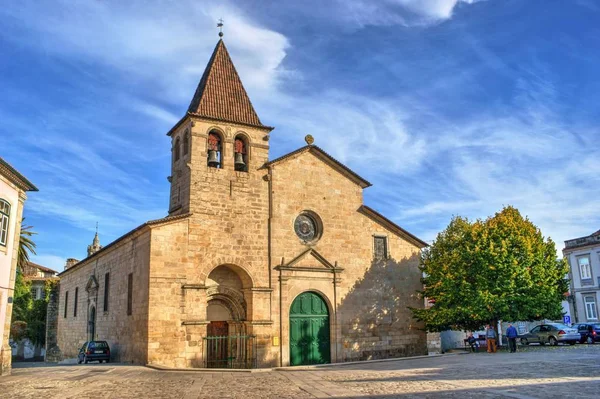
[187,39,266,128]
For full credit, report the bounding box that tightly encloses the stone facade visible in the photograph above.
[0,157,37,375]
[55,38,427,368]
[564,230,600,323]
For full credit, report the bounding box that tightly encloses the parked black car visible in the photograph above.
[78,341,111,364]
[573,323,600,344]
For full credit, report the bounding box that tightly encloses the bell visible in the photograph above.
[208,150,219,167]
[234,152,245,168]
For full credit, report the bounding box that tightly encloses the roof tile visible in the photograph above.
[188,40,266,128]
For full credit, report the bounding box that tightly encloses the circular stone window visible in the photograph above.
[294,212,322,244]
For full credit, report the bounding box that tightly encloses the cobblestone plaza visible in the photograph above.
[4,345,600,398]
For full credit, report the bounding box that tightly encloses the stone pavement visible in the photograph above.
[3,345,600,398]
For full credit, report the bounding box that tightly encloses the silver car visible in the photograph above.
[520,323,579,346]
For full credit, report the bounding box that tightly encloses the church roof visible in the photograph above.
[23,261,58,276]
[59,213,192,276]
[186,39,270,130]
[263,145,372,189]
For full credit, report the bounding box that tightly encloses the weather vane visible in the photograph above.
[217,18,224,37]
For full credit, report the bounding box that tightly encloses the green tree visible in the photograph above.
[10,220,54,347]
[411,206,569,332]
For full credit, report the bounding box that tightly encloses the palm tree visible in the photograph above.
[17,218,37,271]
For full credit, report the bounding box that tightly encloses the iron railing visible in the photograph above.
[203,335,257,369]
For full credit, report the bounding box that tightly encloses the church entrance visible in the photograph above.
[206,321,229,368]
[289,291,330,366]
[88,306,96,341]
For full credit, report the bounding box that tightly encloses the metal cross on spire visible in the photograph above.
[95,221,98,234]
[217,18,224,38]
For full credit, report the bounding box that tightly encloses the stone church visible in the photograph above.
[52,37,428,368]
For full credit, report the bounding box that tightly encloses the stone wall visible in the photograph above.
[56,228,151,364]
[146,118,274,368]
[270,150,427,365]
[55,122,427,369]
[45,282,61,362]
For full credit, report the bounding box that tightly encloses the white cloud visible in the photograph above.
[264,91,429,176]
[0,1,290,104]
[337,0,488,27]
[394,0,479,20]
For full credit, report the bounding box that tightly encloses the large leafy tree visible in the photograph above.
[411,206,569,332]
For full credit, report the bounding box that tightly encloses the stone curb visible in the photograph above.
[145,353,461,373]
[274,353,458,371]
[145,364,272,373]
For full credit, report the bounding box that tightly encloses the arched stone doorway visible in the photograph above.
[204,265,253,368]
[88,306,96,342]
[289,291,331,366]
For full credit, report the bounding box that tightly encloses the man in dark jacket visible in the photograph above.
[506,323,518,353]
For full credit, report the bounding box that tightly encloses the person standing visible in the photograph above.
[506,323,518,353]
[486,324,498,353]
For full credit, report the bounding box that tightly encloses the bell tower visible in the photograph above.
[166,37,274,217]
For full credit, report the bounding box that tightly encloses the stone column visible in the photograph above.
[44,283,62,362]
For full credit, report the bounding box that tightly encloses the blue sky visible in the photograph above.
[1,0,599,271]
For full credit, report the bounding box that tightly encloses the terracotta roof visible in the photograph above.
[59,213,192,276]
[262,145,372,188]
[25,261,59,275]
[358,205,428,248]
[0,157,38,192]
[187,39,269,129]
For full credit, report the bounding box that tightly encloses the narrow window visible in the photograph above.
[207,131,222,168]
[0,199,10,247]
[104,272,110,312]
[64,291,69,318]
[174,137,181,162]
[585,295,598,320]
[234,135,248,172]
[30,286,37,300]
[183,130,190,156]
[579,256,592,281]
[74,287,78,317]
[374,236,388,260]
[127,273,133,316]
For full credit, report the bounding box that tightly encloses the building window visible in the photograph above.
[578,256,592,281]
[584,295,598,320]
[207,131,222,168]
[64,291,69,318]
[30,286,38,300]
[103,273,110,312]
[183,130,190,156]
[234,135,248,172]
[0,199,10,247]
[74,287,78,317]
[374,236,388,260]
[174,137,181,162]
[127,273,133,316]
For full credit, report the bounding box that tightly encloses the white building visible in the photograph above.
[564,230,600,323]
[0,157,37,375]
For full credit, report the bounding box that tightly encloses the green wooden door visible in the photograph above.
[289,292,330,366]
